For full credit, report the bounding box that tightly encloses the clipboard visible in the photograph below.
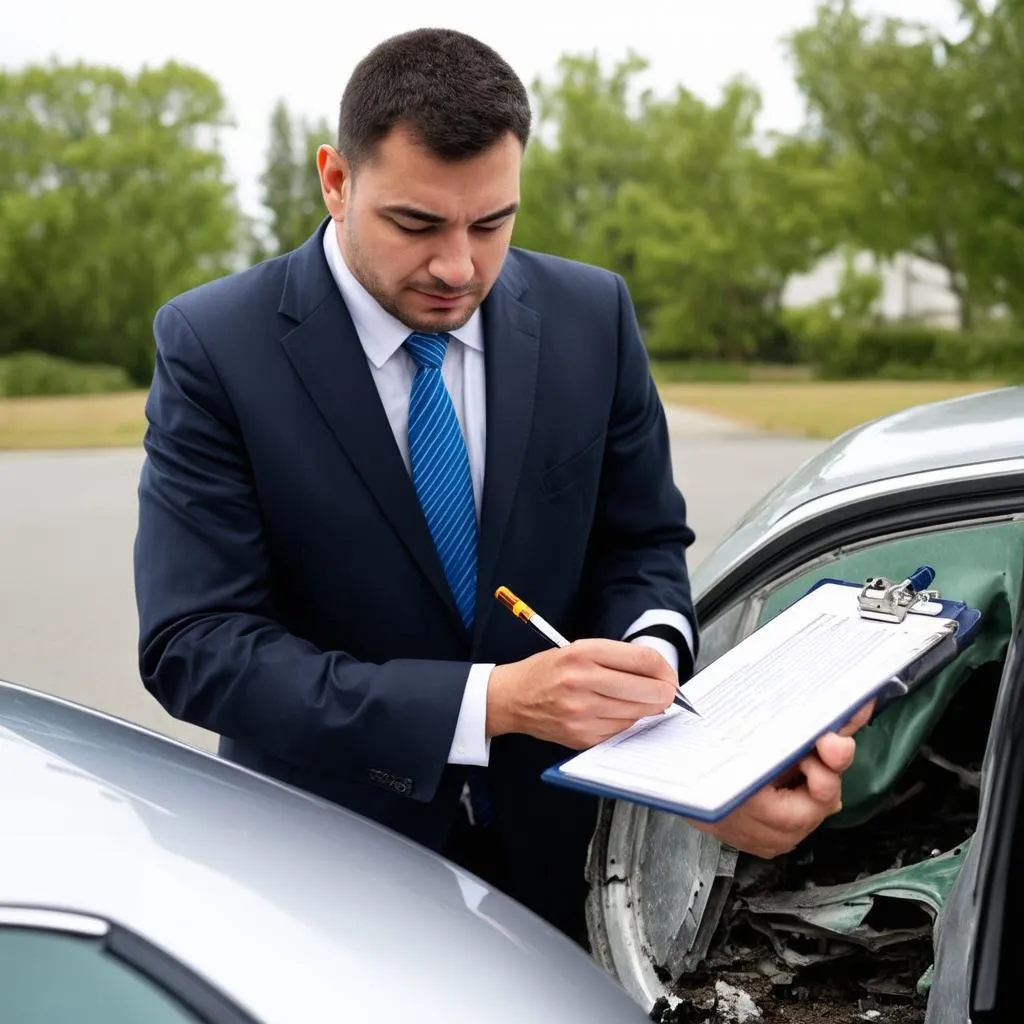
[540,567,982,824]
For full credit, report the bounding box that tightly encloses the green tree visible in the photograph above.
[258,100,330,256]
[513,52,652,283]
[615,82,851,359]
[786,0,1024,328]
[515,54,847,359]
[951,0,1024,321]
[0,60,240,383]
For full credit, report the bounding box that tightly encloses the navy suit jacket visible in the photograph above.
[134,220,696,909]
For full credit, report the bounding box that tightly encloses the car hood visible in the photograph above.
[0,681,646,1024]
[692,386,1024,598]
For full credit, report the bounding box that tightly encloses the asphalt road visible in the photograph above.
[0,409,826,752]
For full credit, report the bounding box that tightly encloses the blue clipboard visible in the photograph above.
[540,570,983,824]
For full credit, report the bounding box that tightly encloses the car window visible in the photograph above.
[0,928,203,1024]
[747,516,1023,828]
[691,599,750,673]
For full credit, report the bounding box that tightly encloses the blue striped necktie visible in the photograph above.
[404,332,478,631]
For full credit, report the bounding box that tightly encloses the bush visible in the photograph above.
[0,351,135,397]
[796,323,1024,381]
[650,360,753,383]
[650,360,814,383]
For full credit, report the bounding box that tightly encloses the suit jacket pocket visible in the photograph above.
[539,433,605,496]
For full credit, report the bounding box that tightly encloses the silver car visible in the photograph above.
[0,679,648,1023]
[2,386,1021,1023]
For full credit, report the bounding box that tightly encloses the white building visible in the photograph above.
[783,251,962,328]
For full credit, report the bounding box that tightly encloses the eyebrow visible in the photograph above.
[382,202,520,226]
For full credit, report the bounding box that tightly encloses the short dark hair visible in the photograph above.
[338,28,532,169]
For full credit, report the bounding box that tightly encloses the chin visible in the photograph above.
[404,305,475,334]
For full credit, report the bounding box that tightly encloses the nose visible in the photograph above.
[427,233,474,290]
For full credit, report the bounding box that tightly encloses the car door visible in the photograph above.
[926,569,1024,1024]
[587,482,1024,1021]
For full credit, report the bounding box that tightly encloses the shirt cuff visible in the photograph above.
[447,663,494,766]
[622,606,696,679]
[623,609,694,656]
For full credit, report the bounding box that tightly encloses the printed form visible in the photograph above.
[557,582,954,818]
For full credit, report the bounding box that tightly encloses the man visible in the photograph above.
[134,27,869,945]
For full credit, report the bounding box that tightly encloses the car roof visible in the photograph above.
[0,680,645,1024]
[693,386,1024,597]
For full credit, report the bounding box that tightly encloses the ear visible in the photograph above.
[316,145,351,220]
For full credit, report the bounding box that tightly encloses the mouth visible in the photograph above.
[414,290,474,307]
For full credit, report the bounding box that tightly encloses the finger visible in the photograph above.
[581,711,664,746]
[772,763,804,789]
[727,787,807,835]
[696,798,806,858]
[746,780,831,838]
[798,752,843,811]
[593,720,641,744]
[837,699,876,737]
[701,818,790,859]
[814,732,857,773]
[583,666,677,707]
[571,638,678,684]
[591,696,672,725]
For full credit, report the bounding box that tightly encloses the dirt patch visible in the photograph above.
[652,974,925,1023]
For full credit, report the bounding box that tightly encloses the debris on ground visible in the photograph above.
[649,981,762,1023]
[654,975,930,1024]
[713,981,762,1022]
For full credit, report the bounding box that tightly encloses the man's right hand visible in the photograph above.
[485,639,678,749]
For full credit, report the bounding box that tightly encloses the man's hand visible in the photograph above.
[694,700,875,858]
[486,639,678,749]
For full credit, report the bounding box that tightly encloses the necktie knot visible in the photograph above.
[404,332,449,371]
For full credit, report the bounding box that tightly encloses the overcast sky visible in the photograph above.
[4,0,963,219]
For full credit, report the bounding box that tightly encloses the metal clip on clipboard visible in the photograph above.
[857,565,941,623]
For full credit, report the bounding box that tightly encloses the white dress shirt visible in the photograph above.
[322,225,694,766]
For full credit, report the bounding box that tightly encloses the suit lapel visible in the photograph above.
[277,221,464,631]
[474,254,541,640]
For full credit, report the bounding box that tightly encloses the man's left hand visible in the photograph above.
[692,700,875,859]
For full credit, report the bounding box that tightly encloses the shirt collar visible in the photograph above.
[322,222,483,369]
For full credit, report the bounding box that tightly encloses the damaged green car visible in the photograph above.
[586,386,1024,1024]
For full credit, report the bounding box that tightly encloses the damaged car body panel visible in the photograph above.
[735,840,969,986]
[587,386,1024,1022]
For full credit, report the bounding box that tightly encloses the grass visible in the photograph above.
[0,390,149,450]
[650,360,815,384]
[0,379,1010,449]
[656,380,1007,439]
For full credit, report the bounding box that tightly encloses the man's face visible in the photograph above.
[317,126,522,333]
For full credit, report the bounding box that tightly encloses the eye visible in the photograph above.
[391,220,433,234]
[473,223,504,233]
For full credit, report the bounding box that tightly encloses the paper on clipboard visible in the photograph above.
[552,581,957,820]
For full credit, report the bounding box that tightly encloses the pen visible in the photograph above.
[495,586,572,648]
[494,586,700,716]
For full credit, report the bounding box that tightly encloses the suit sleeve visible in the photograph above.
[576,274,699,671]
[133,302,468,802]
